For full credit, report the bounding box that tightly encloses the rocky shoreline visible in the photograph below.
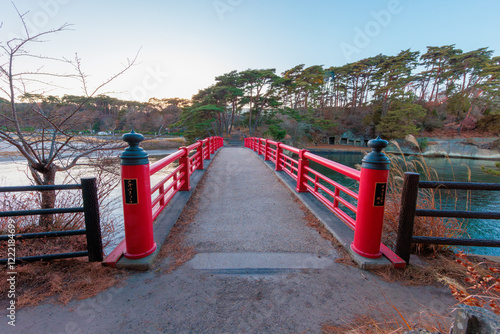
[386,137,500,160]
[308,137,500,160]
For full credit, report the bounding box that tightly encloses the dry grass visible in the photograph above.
[342,252,500,333]
[448,251,500,315]
[155,159,211,273]
[0,259,124,308]
[374,251,466,286]
[382,135,467,254]
[322,311,449,334]
[0,191,89,258]
[293,197,357,267]
[0,151,22,157]
[141,137,186,150]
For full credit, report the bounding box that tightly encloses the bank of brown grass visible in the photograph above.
[141,137,186,150]
[155,159,211,273]
[322,311,449,334]
[375,251,465,286]
[157,204,197,274]
[0,259,124,308]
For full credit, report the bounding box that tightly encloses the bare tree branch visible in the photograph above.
[57,144,125,171]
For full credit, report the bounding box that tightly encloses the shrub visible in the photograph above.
[376,102,426,139]
[416,137,429,151]
[481,161,500,176]
[265,124,287,141]
[477,114,500,134]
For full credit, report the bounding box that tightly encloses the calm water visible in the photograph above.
[312,152,500,256]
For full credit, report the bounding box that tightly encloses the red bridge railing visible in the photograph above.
[119,133,223,259]
[245,137,405,267]
[255,138,361,229]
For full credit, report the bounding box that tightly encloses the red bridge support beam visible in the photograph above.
[264,139,270,161]
[120,131,157,260]
[296,149,309,192]
[275,143,283,171]
[178,146,191,191]
[351,137,390,259]
[196,140,204,170]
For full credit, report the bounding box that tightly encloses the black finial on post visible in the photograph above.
[361,136,390,170]
[120,130,149,166]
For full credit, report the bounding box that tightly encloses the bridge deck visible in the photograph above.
[9,147,456,333]
[185,146,335,260]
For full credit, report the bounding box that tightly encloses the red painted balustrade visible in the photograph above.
[244,136,405,268]
[120,135,223,260]
[150,137,223,221]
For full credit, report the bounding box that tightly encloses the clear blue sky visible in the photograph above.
[1,0,499,101]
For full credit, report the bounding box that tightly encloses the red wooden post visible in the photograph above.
[196,140,204,170]
[210,137,215,155]
[159,184,165,207]
[173,173,178,191]
[295,149,309,193]
[120,131,157,259]
[275,142,283,171]
[351,137,390,259]
[178,147,191,191]
[333,187,340,209]
[264,139,270,161]
[204,139,209,160]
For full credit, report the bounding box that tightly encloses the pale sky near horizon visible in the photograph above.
[1,0,499,102]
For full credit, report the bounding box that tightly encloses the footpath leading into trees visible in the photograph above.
[6,147,457,333]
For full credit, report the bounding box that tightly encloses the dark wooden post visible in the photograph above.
[81,177,103,262]
[395,172,420,264]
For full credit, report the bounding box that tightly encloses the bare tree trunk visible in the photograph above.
[39,164,57,227]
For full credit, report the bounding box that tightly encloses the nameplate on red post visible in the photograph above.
[373,182,387,207]
[124,179,139,205]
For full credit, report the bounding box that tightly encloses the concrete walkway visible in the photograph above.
[5,147,456,333]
